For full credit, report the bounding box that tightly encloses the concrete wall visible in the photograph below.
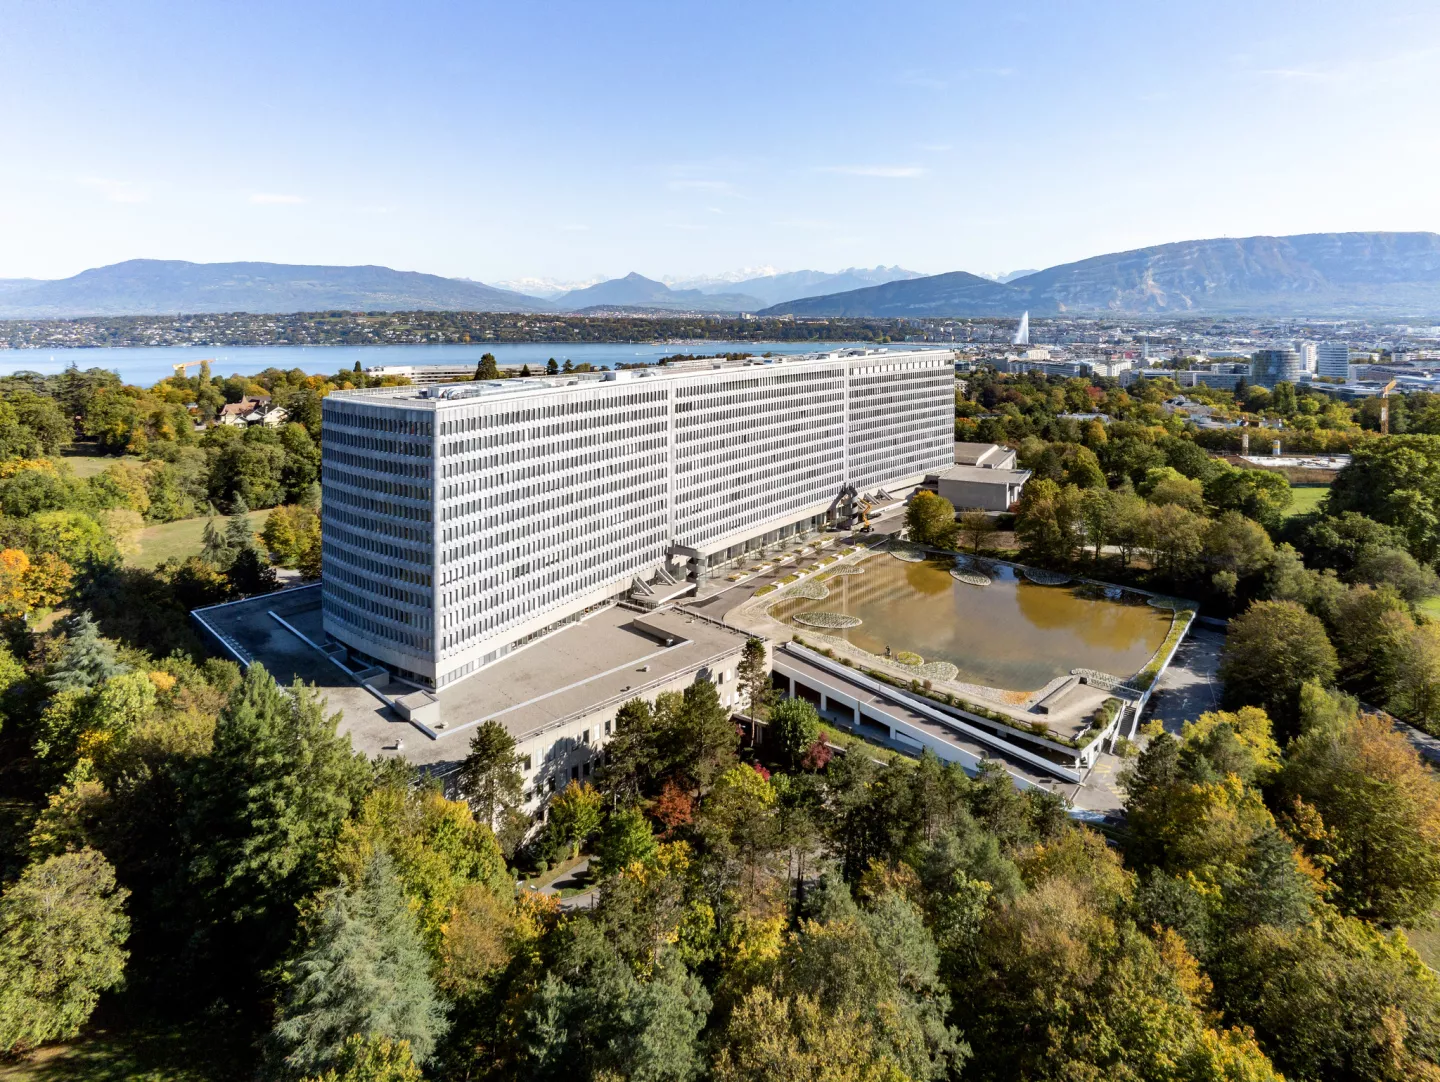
[938,477,1022,511]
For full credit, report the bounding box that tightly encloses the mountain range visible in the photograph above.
[759,232,1440,318]
[550,273,766,313]
[6,233,1440,319]
[0,260,546,319]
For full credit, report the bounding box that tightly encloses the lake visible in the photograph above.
[0,340,886,387]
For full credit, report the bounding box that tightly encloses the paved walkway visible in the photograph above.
[1145,627,1224,734]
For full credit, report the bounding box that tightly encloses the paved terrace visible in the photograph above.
[776,646,1124,817]
[195,588,748,770]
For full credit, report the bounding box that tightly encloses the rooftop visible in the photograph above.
[938,463,1032,485]
[327,346,955,410]
[193,587,750,770]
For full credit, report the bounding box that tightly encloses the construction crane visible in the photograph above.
[857,496,874,533]
[171,358,215,377]
[1380,378,1398,435]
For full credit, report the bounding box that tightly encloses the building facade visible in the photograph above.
[320,348,955,688]
[1316,342,1351,380]
[1251,348,1303,388]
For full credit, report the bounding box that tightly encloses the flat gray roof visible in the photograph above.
[938,463,1031,484]
[194,588,749,770]
[326,346,955,409]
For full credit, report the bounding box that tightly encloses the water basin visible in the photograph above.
[771,556,1170,691]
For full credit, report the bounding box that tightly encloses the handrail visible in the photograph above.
[781,643,1083,783]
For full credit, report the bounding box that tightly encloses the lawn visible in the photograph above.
[1282,484,1330,519]
[0,1019,250,1082]
[129,510,270,569]
[57,451,137,479]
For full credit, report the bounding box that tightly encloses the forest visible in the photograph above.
[2,362,1440,1081]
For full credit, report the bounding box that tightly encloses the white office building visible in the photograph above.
[1317,342,1352,380]
[1293,341,1318,373]
[319,348,955,688]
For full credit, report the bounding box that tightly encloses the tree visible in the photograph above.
[456,720,525,849]
[562,358,574,374]
[47,611,126,693]
[1353,546,1440,605]
[0,548,74,619]
[1211,915,1440,1082]
[300,1035,422,1082]
[1143,466,1206,512]
[1278,711,1440,926]
[1220,601,1338,734]
[0,849,130,1054]
[546,357,559,375]
[958,510,997,556]
[516,918,710,1082]
[594,805,659,876]
[273,852,448,1074]
[181,663,368,995]
[598,696,674,802]
[334,782,510,950]
[474,353,500,381]
[905,490,958,549]
[1143,501,1205,580]
[548,781,603,858]
[1328,435,1440,562]
[715,986,920,1082]
[768,697,821,770]
[1206,466,1293,529]
[672,679,739,788]
[519,364,532,378]
[1015,478,1084,565]
[262,503,321,570]
[735,637,772,724]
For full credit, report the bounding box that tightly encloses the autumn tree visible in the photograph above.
[1278,710,1440,926]
[905,491,958,549]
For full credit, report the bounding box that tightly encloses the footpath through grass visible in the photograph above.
[128,510,270,569]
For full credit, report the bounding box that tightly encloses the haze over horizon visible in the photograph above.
[4,1,1440,284]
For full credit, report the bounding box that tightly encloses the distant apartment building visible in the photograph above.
[1316,342,1352,380]
[319,349,955,688]
[1251,349,1303,388]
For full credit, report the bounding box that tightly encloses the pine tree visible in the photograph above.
[182,664,368,998]
[456,721,524,843]
[475,354,499,381]
[546,357,559,375]
[224,494,256,551]
[47,612,125,694]
[736,637,772,724]
[674,679,739,788]
[519,363,532,378]
[200,516,232,568]
[273,852,447,1074]
[562,358,574,374]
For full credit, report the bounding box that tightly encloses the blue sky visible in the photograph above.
[3,0,1439,285]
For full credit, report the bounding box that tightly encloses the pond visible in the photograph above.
[770,556,1171,692]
